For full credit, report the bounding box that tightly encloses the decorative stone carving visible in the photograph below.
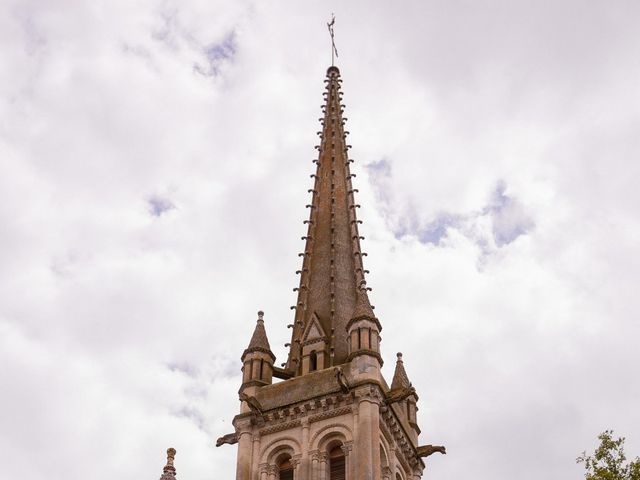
[216,432,238,447]
[416,444,447,457]
[334,367,350,393]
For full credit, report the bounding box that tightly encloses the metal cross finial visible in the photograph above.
[327,14,338,66]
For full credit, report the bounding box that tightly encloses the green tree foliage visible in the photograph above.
[577,430,640,480]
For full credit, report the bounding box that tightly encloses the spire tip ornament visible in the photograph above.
[327,14,339,67]
[160,448,177,479]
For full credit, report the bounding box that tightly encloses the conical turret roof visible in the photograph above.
[390,352,412,390]
[242,311,275,362]
[285,65,373,373]
[346,283,382,332]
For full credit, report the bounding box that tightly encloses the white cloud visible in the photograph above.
[1,1,639,479]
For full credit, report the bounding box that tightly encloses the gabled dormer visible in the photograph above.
[301,312,328,374]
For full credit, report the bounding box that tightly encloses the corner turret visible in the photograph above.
[345,283,383,377]
[240,311,275,391]
[389,352,421,443]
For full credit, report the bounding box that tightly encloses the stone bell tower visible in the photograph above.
[217,65,445,480]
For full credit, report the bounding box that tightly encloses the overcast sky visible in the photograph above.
[1,1,639,479]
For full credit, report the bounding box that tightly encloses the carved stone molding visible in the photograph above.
[341,441,353,456]
[310,450,320,462]
[259,419,302,437]
[382,466,392,479]
[309,405,352,423]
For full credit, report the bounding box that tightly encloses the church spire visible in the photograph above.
[159,448,177,480]
[285,66,370,374]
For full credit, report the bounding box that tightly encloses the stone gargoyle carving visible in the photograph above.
[239,392,264,415]
[334,367,350,393]
[385,386,416,405]
[215,432,238,447]
[417,445,446,458]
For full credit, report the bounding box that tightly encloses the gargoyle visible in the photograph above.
[215,432,238,447]
[417,445,446,458]
[385,386,416,404]
[334,367,350,393]
[239,392,264,415]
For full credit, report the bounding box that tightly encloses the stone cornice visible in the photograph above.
[345,315,382,333]
[345,349,384,366]
[241,347,276,363]
[301,336,329,348]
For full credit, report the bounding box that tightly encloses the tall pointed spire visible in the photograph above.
[159,448,177,480]
[286,66,370,373]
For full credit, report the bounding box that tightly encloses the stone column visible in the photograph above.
[319,452,328,480]
[351,404,359,479]
[356,399,373,479]
[342,442,353,480]
[292,456,301,480]
[370,399,381,480]
[389,447,397,479]
[251,433,261,480]
[310,450,319,480]
[356,394,382,480]
[301,419,310,479]
[235,429,253,480]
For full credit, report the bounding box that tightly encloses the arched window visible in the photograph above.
[309,350,318,372]
[278,457,293,480]
[329,445,345,480]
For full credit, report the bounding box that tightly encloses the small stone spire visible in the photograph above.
[240,311,275,388]
[159,448,176,480]
[242,310,275,361]
[351,281,377,323]
[390,352,412,390]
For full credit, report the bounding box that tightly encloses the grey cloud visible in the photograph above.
[1,1,639,480]
[368,162,534,252]
[195,32,237,77]
[148,194,175,217]
[485,180,535,247]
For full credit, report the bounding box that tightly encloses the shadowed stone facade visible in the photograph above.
[218,66,444,480]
